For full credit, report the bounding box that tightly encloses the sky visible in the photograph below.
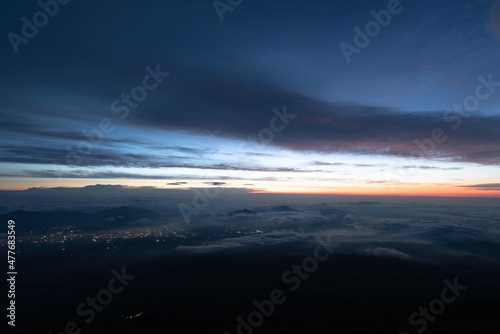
[1,0,500,196]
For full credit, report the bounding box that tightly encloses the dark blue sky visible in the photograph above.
[1,0,500,195]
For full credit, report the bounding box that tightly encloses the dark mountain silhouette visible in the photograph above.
[307,203,348,217]
[228,208,256,216]
[341,201,379,206]
[306,202,332,210]
[269,205,299,212]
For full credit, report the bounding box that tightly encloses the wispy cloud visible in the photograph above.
[175,232,310,254]
[311,161,345,166]
[366,247,412,260]
[166,182,188,186]
[203,182,226,186]
[460,183,500,190]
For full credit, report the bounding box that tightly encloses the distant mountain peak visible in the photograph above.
[270,205,299,212]
[228,208,256,216]
[340,201,379,206]
[307,202,332,210]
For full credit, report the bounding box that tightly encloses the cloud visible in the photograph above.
[245,152,276,157]
[2,185,499,264]
[316,226,379,239]
[0,164,314,179]
[175,231,310,254]
[1,169,177,180]
[83,184,126,191]
[366,247,411,259]
[460,183,500,190]
[353,164,383,168]
[203,182,226,186]
[401,166,463,170]
[126,69,500,166]
[167,182,188,186]
[2,62,500,168]
[311,161,345,166]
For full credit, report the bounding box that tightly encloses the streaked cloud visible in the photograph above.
[460,183,500,190]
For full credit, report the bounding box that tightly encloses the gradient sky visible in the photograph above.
[1,0,500,195]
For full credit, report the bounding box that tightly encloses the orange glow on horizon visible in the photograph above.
[1,177,499,198]
[250,186,500,197]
